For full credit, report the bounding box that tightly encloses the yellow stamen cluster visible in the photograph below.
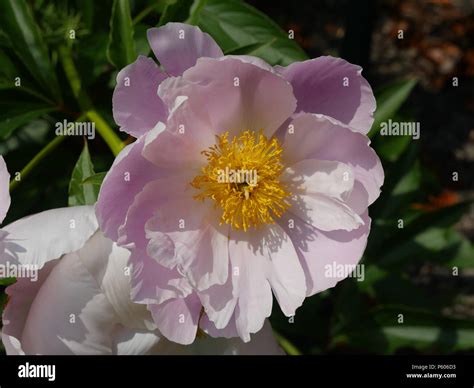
[191,130,291,231]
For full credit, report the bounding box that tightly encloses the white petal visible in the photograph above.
[0,156,11,224]
[77,231,155,331]
[264,224,306,316]
[113,328,162,355]
[290,193,364,232]
[2,206,98,269]
[229,230,273,341]
[282,159,354,200]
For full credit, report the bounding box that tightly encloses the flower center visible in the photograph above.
[191,130,291,231]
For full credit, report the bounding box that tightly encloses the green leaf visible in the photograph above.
[107,0,137,69]
[134,23,151,57]
[81,172,106,186]
[76,32,110,85]
[445,231,474,269]
[0,290,7,316]
[0,0,61,101]
[332,307,474,354]
[0,50,55,103]
[68,141,99,206]
[0,118,50,155]
[223,41,271,55]
[373,135,412,163]
[376,308,474,353]
[371,112,414,162]
[0,49,17,80]
[0,277,16,286]
[157,0,194,26]
[0,103,54,140]
[368,79,417,138]
[370,142,421,220]
[380,227,474,270]
[186,0,207,25]
[371,201,473,268]
[357,267,444,310]
[133,0,170,25]
[191,0,308,66]
[75,0,94,30]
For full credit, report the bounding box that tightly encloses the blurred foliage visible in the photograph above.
[0,0,473,355]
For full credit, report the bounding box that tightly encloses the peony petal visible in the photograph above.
[158,57,297,139]
[288,192,364,232]
[76,231,155,331]
[2,206,97,269]
[3,225,164,355]
[345,180,370,215]
[19,251,119,354]
[184,225,229,291]
[223,55,274,71]
[2,260,57,355]
[113,328,162,355]
[141,119,208,172]
[96,138,161,241]
[281,159,355,201]
[276,56,376,134]
[0,156,11,224]
[120,173,228,294]
[264,224,306,317]
[1,333,24,355]
[148,292,202,345]
[229,230,273,341]
[141,101,215,169]
[281,113,384,208]
[147,23,223,76]
[118,177,194,305]
[203,224,305,322]
[112,56,168,138]
[144,192,229,291]
[118,172,195,249]
[129,248,192,305]
[1,209,166,355]
[279,211,370,296]
[199,310,239,338]
[198,264,237,330]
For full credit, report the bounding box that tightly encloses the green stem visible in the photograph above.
[133,3,158,25]
[185,0,207,24]
[9,114,88,192]
[86,110,123,156]
[273,331,302,356]
[58,45,124,156]
[9,135,64,192]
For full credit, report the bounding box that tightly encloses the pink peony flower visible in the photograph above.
[0,205,282,355]
[97,23,384,344]
[0,155,11,263]
[0,156,11,224]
